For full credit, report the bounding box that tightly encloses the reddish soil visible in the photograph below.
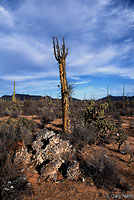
[1,115,134,199]
[23,139,134,200]
[45,118,63,132]
[22,117,134,200]
[121,116,134,137]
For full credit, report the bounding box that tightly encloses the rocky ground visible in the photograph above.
[1,116,134,200]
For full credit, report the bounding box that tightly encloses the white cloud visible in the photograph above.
[1,75,36,81]
[73,80,91,85]
[0,70,58,81]
[98,66,134,79]
[0,33,54,67]
[15,79,60,95]
[0,6,14,27]
[0,0,133,98]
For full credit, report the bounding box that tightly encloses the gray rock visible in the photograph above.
[31,128,80,181]
[13,127,81,181]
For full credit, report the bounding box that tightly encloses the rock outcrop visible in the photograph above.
[14,128,80,181]
[32,128,80,181]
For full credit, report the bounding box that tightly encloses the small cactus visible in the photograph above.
[116,131,127,152]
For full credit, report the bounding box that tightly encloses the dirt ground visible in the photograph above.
[1,115,134,200]
[23,116,134,200]
[22,140,134,200]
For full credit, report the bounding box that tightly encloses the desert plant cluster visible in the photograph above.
[0,38,134,200]
[0,92,134,199]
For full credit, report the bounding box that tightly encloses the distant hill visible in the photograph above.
[99,95,134,101]
[1,94,46,101]
[0,94,134,102]
[0,94,81,101]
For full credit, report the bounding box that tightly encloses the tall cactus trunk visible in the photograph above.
[12,81,16,103]
[123,85,125,109]
[53,37,71,134]
[59,60,71,134]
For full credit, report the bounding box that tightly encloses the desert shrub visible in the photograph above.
[113,112,121,121]
[10,110,19,118]
[23,100,39,115]
[0,118,36,152]
[1,108,11,116]
[79,150,121,190]
[0,101,23,118]
[72,124,97,148]
[0,119,33,199]
[41,108,57,124]
[0,156,32,200]
[60,122,97,151]
[16,118,37,133]
[121,142,134,163]
[23,99,58,116]
[0,121,17,148]
[0,101,10,117]
[129,109,134,116]
[54,105,62,119]
[119,108,130,116]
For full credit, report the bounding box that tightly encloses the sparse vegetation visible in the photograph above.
[0,94,134,199]
[79,150,122,190]
[0,118,34,200]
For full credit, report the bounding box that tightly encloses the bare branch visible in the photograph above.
[53,36,58,61]
[62,38,65,57]
[53,37,68,61]
[65,48,68,58]
[56,38,60,59]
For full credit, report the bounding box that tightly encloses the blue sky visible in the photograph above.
[0,0,134,99]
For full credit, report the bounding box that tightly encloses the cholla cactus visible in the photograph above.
[83,102,115,144]
[116,131,127,152]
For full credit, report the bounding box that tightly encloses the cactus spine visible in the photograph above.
[53,37,71,134]
[12,81,16,102]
